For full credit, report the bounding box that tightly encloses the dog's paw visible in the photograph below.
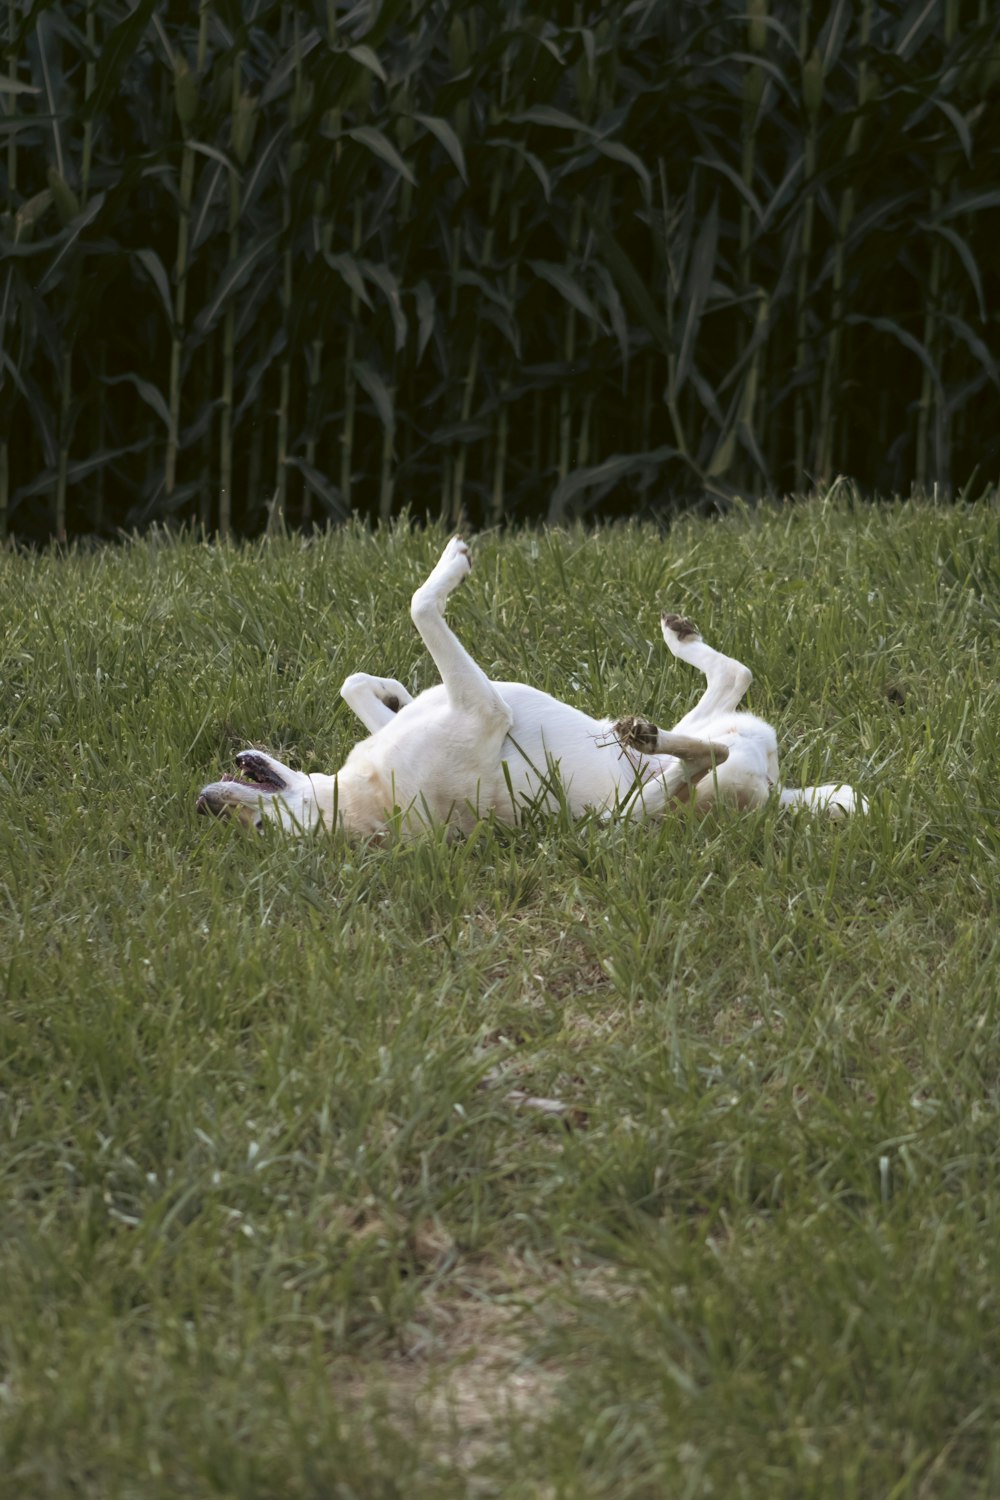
[661,611,701,645]
[436,536,472,584]
[413,538,473,614]
[612,715,661,755]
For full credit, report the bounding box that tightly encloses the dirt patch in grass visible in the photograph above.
[331,1255,605,1475]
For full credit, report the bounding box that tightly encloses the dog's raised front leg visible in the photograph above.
[340,673,414,734]
[612,721,732,817]
[613,718,731,768]
[614,716,777,817]
[410,538,512,732]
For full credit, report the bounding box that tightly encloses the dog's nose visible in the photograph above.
[196,788,224,816]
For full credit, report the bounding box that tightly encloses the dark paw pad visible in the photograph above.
[612,715,661,755]
[662,612,700,641]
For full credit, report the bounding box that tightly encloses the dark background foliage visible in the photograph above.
[3,0,1000,541]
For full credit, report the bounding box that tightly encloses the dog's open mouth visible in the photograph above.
[197,752,290,817]
[220,752,287,794]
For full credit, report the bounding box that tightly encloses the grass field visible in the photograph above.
[2,495,999,1498]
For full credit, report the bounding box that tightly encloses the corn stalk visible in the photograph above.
[219,58,256,539]
[794,35,822,485]
[816,0,873,482]
[915,0,961,494]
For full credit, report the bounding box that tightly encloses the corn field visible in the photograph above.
[3,0,1000,541]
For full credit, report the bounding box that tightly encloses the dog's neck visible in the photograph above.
[308,763,389,839]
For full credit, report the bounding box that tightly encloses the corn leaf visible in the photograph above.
[82,0,158,123]
[134,249,175,334]
[529,261,605,330]
[196,232,281,335]
[102,372,172,430]
[354,358,395,437]
[548,444,676,520]
[346,126,416,186]
[414,113,468,185]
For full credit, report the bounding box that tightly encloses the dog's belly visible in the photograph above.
[354,681,635,826]
[484,683,631,817]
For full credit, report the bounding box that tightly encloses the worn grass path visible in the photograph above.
[2,497,998,1498]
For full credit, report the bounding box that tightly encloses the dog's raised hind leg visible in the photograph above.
[660,613,753,732]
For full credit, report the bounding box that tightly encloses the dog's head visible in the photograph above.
[197,750,328,833]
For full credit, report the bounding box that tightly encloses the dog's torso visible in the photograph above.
[333,682,630,831]
[332,681,777,834]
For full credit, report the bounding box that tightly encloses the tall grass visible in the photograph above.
[2,1,1000,540]
[1,498,999,1495]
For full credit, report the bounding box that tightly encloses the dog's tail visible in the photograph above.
[777,783,868,819]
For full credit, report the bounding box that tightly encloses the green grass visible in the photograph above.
[2,496,999,1498]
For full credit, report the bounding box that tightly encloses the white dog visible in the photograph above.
[197,537,865,837]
